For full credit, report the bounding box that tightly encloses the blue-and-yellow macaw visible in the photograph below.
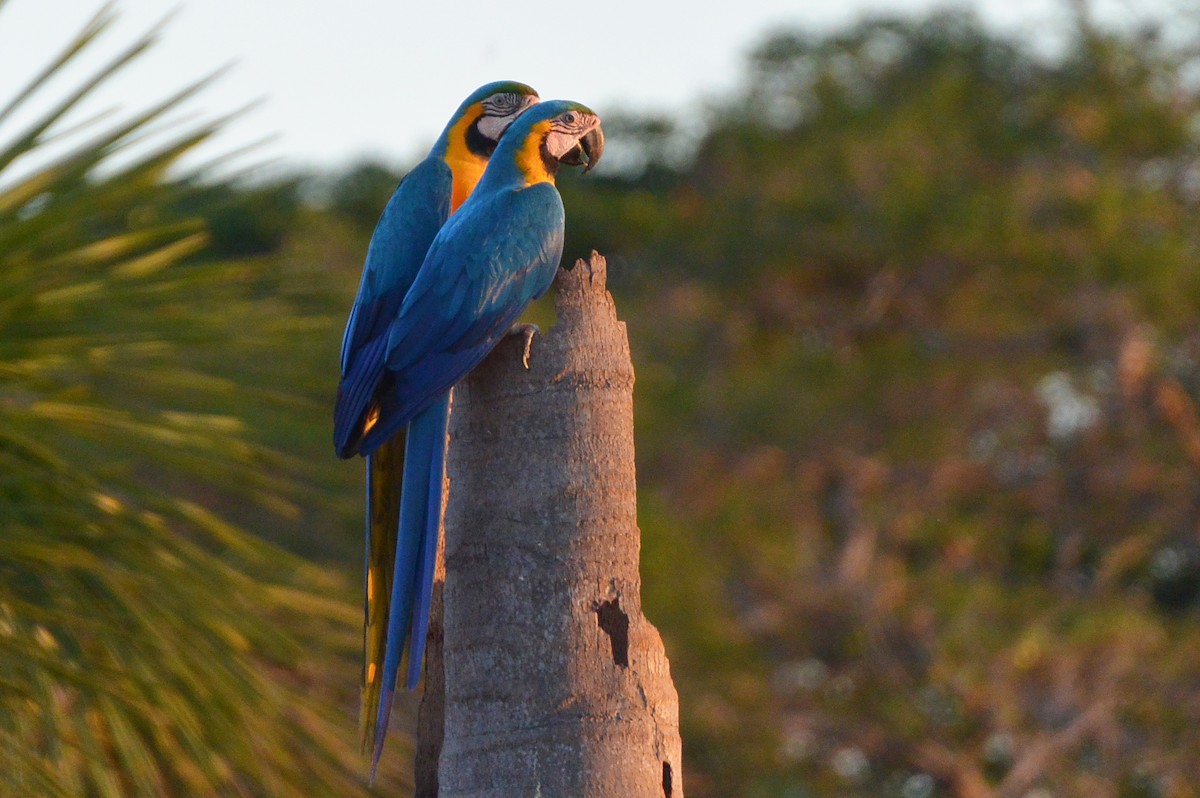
[336,98,603,772]
[333,80,539,768]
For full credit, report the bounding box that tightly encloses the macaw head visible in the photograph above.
[496,99,605,186]
[468,80,541,146]
[436,81,539,209]
[435,80,540,160]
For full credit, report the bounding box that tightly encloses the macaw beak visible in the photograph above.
[580,126,604,173]
[560,125,605,173]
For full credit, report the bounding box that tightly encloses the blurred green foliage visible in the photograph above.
[559,11,1200,797]
[0,7,405,796]
[9,3,1200,797]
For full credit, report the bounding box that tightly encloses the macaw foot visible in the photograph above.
[507,323,540,369]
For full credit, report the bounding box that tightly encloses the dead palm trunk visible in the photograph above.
[423,252,683,797]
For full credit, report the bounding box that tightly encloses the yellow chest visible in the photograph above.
[444,108,488,211]
[448,157,485,212]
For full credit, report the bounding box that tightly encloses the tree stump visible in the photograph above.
[431,252,683,797]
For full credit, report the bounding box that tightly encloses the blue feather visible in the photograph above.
[337,148,454,772]
[340,158,452,373]
[368,394,448,778]
[404,394,450,690]
[334,159,451,457]
[353,185,563,455]
[344,97,603,780]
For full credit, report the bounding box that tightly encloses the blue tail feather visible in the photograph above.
[405,392,450,690]
[369,391,451,775]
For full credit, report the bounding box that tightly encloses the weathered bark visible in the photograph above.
[433,252,683,797]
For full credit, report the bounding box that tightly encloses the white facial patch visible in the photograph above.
[477,93,539,142]
[477,114,513,141]
[545,111,598,158]
[546,130,581,159]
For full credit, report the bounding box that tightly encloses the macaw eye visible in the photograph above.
[485,94,521,114]
[563,112,577,124]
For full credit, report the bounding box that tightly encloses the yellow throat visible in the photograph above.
[445,105,489,211]
[515,120,555,187]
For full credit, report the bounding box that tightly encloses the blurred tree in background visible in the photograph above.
[8,2,1200,797]
[0,6,405,795]
[557,10,1200,797]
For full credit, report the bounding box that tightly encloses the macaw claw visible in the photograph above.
[508,323,540,369]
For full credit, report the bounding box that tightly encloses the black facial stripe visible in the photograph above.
[539,138,561,178]
[465,118,497,156]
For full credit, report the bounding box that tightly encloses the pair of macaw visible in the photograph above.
[332,81,604,772]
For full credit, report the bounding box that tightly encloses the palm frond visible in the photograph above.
[0,7,373,796]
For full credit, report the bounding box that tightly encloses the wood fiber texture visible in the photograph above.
[433,252,683,798]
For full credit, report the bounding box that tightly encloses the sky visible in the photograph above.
[0,0,1171,175]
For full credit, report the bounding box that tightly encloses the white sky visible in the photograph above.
[0,0,1175,174]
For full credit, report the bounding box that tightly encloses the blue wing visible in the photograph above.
[335,157,452,457]
[335,156,451,761]
[355,182,564,454]
[361,180,564,771]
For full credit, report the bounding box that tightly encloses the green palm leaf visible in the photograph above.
[0,6,378,795]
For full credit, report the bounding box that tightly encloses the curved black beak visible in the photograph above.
[559,125,605,173]
[579,125,604,173]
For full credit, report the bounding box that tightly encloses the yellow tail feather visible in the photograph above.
[360,432,405,753]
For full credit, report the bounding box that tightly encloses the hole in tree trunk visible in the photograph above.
[595,598,629,667]
[662,761,673,796]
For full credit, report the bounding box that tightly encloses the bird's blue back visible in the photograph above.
[337,82,551,779]
[339,159,452,375]
[336,160,451,448]
[353,182,564,454]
